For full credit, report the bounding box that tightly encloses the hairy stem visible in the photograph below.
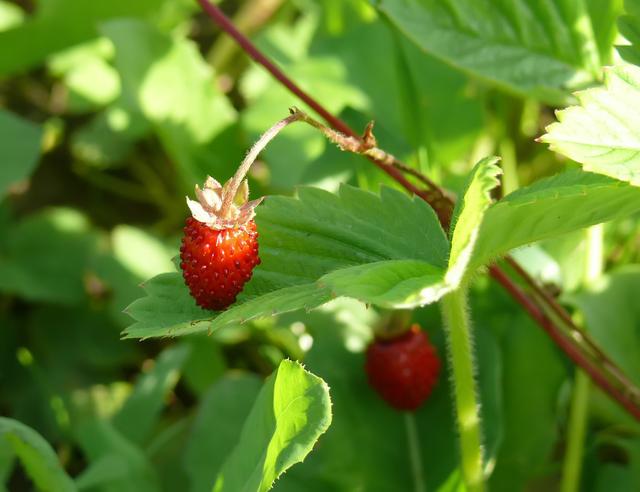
[405,413,426,492]
[220,111,302,217]
[441,287,484,492]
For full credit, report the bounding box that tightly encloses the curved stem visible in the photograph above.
[196,0,433,203]
[405,413,426,492]
[220,111,302,217]
[441,287,484,492]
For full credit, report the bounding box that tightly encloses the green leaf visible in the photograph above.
[111,226,174,280]
[0,208,99,304]
[102,19,236,189]
[470,170,640,269]
[213,359,332,492]
[618,0,640,66]
[378,0,600,105]
[112,344,190,444]
[322,157,501,306]
[488,312,566,489]
[447,156,502,285]
[183,374,263,492]
[74,419,160,492]
[541,64,640,186]
[0,110,42,197]
[0,417,75,492]
[48,38,120,113]
[0,1,24,31]
[0,0,165,75]
[123,272,211,339]
[124,184,449,338]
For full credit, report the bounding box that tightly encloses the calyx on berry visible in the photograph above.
[186,176,263,230]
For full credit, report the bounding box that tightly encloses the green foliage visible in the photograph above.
[123,273,211,339]
[567,267,640,424]
[0,208,98,304]
[102,19,237,189]
[5,1,640,490]
[125,184,449,338]
[0,418,75,492]
[378,0,600,105]
[471,170,640,268]
[74,419,161,492]
[541,64,640,186]
[618,0,640,66]
[184,374,263,492]
[213,359,332,492]
[112,344,190,444]
[0,0,166,75]
[0,110,42,198]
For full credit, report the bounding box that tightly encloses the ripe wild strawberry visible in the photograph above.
[365,324,440,411]
[180,176,262,311]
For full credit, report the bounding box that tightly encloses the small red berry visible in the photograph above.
[365,324,440,411]
[180,176,263,311]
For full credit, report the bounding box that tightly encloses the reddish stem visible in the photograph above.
[196,0,428,202]
[489,265,640,420]
[505,256,640,399]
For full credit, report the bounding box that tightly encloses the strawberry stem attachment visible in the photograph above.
[219,109,304,218]
[440,286,485,492]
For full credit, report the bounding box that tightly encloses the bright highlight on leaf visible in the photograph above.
[541,64,640,186]
[213,359,332,492]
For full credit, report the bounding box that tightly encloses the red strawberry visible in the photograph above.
[365,324,440,411]
[180,176,263,311]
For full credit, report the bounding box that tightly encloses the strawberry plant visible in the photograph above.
[3,0,640,491]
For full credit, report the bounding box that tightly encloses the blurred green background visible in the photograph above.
[2,0,640,491]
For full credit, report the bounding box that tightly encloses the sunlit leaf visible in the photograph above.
[379,0,600,104]
[213,360,332,492]
[541,64,640,186]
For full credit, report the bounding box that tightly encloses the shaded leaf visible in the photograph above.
[0,208,99,304]
[183,374,263,492]
[74,419,160,492]
[0,110,42,197]
[0,417,75,492]
[112,344,190,444]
